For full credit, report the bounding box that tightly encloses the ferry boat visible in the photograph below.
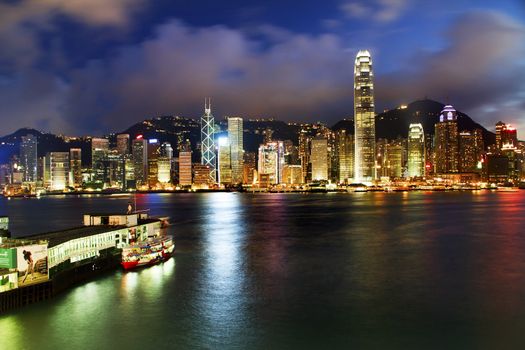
[497,186,519,192]
[121,236,174,270]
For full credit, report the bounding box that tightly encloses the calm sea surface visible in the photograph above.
[1,191,525,349]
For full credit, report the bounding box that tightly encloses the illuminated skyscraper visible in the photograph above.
[178,150,192,186]
[46,152,69,191]
[218,137,232,185]
[311,136,328,181]
[336,130,354,183]
[132,136,148,187]
[193,164,211,188]
[495,121,518,152]
[91,137,109,184]
[20,134,38,183]
[385,140,405,178]
[354,50,376,182]
[282,165,303,185]
[243,152,257,185]
[258,141,285,184]
[158,142,173,184]
[459,129,485,173]
[407,123,425,178]
[124,156,135,188]
[459,131,477,173]
[147,139,160,188]
[103,150,126,189]
[299,130,311,183]
[227,117,244,184]
[201,98,216,183]
[495,121,505,150]
[69,148,82,188]
[434,105,459,174]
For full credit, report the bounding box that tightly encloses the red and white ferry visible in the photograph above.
[121,236,174,270]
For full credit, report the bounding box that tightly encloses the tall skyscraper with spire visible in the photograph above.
[201,98,216,183]
[354,50,376,182]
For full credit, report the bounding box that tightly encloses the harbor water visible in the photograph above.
[1,191,525,349]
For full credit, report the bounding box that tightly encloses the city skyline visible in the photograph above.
[2,2,525,348]
[0,1,523,135]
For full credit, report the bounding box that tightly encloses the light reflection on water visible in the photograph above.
[195,193,252,347]
[1,192,525,349]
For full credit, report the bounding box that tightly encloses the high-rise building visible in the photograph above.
[69,148,82,188]
[218,137,232,185]
[91,137,109,184]
[147,139,160,188]
[459,131,478,173]
[258,141,285,184]
[124,156,135,189]
[385,140,405,179]
[284,140,300,166]
[46,152,69,191]
[336,130,354,183]
[201,98,216,183]
[243,152,257,185]
[158,142,173,184]
[376,138,388,178]
[474,129,484,153]
[434,105,459,174]
[227,117,244,184]
[10,157,24,185]
[407,124,425,178]
[20,134,38,183]
[299,130,311,183]
[178,150,192,186]
[132,136,148,187]
[282,165,303,185]
[103,150,126,189]
[0,164,10,186]
[327,132,338,182]
[311,136,328,181]
[424,134,434,177]
[354,50,376,182]
[501,144,521,182]
[116,134,130,155]
[37,156,45,183]
[501,124,518,149]
[495,121,505,150]
[193,164,211,188]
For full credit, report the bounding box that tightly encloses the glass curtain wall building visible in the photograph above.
[354,50,376,182]
[407,123,425,177]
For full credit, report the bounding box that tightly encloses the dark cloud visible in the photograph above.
[0,4,523,136]
[0,70,68,133]
[376,10,525,132]
[341,0,410,23]
[62,21,355,133]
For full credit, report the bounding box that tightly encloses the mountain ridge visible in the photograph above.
[0,99,497,164]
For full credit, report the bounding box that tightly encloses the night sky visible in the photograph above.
[0,0,524,135]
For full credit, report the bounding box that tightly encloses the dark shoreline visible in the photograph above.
[2,187,522,198]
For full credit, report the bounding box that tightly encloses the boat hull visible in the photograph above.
[121,237,174,271]
[121,251,173,270]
